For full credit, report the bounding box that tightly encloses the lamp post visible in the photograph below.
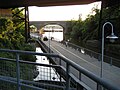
[101,22,118,78]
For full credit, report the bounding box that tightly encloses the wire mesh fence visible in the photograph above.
[0,49,119,90]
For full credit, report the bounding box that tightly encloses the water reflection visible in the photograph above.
[34,47,63,81]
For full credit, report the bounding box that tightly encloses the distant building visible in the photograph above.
[0,9,12,18]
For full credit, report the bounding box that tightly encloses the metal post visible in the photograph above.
[59,58,62,82]
[66,63,70,90]
[76,71,83,90]
[79,71,81,81]
[49,31,50,53]
[97,83,102,90]
[98,1,103,54]
[27,6,30,39]
[16,53,21,90]
[59,58,61,66]
[25,6,30,42]
[49,59,51,80]
[110,57,112,66]
[101,24,105,78]
[25,6,28,42]
[101,22,115,78]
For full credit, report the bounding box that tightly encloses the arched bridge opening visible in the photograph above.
[41,24,64,42]
[29,21,69,40]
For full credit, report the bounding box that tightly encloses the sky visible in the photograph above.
[29,1,101,21]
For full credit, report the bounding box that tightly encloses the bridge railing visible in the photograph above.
[0,49,119,90]
[62,41,120,67]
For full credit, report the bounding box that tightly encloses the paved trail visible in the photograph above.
[43,40,120,89]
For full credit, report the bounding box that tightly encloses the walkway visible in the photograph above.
[43,40,120,89]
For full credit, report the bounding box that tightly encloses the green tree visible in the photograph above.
[0,8,36,90]
[70,20,83,41]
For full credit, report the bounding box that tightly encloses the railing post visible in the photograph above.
[66,63,70,90]
[59,58,62,82]
[98,54,101,61]
[49,60,51,80]
[77,72,83,90]
[16,53,21,90]
[110,57,112,66]
[97,83,104,90]
[79,71,81,81]
[90,52,92,58]
[59,58,61,66]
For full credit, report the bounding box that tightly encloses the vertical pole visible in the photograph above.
[59,58,62,82]
[49,59,51,80]
[101,22,114,78]
[79,71,81,81]
[49,31,50,53]
[101,22,105,78]
[25,6,27,42]
[66,63,70,90]
[27,6,30,39]
[97,83,102,90]
[76,71,83,90]
[110,57,112,66]
[59,58,61,65]
[16,53,21,90]
[99,2,104,78]
[98,1,103,55]
[25,6,29,42]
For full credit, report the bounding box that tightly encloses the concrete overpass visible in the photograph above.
[29,21,70,33]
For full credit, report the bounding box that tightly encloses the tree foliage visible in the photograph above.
[0,8,36,90]
[66,4,120,43]
[0,8,36,60]
[65,4,120,58]
[66,6,100,44]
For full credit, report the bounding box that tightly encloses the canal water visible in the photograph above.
[34,47,64,81]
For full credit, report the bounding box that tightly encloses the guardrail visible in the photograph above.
[61,41,120,67]
[0,43,120,90]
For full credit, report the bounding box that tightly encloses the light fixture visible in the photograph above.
[106,33,118,43]
[101,22,118,78]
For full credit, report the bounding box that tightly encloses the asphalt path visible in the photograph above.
[43,40,120,89]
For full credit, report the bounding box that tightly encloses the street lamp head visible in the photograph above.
[101,21,118,77]
[106,33,118,43]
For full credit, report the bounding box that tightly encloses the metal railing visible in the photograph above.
[61,41,120,67]
[0,49,120,90]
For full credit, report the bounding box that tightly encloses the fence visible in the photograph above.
[62,41,120,68]
[0,48,119,90]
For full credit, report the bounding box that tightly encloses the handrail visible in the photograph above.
[0,48,58,57]
[70,41,119,60]
[59,55,120,90]
[38,39,120,89]
[0,75,46,90]
[0,48,120,90]
[63,41,120,67]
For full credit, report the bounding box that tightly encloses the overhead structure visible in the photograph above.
[102,0,120,7]
[0,0,101,8]
[0,0,119,9]
[0,0,119,42]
